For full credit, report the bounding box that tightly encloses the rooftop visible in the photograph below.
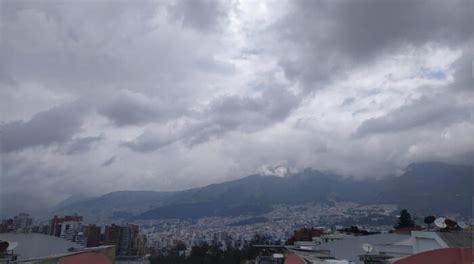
[314,233,409,264]
[284,253,305,264]
[437,231,473,248]
[0,233,83,261]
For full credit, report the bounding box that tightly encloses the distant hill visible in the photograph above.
[55,162,473,222]
[375,162,473,216]
[51,194,94,211]
[136,170,380,220]
[55,191,173,222]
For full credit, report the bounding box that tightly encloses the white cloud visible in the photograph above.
[0,0,472,216]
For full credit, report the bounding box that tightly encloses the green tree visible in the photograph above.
[397,209,414,228]
[424,216,436,229]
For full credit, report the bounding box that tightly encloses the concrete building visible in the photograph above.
[48,215,83,237]
[288,230,473,263]
[375,230,474,261]
[59,221,84,244]
[118,224,139,256]
[409,230,473,254]
[104,224,122,249]
[315,233,409,263]
[292,228,324,242]
[314,230,473,264]
[0,233,115,263]
[13,213,33,231]
[134,233,147,256]
[16,246,116,264]
[85,224,102,248]
[0,233,84,261]
[104,224,142,256]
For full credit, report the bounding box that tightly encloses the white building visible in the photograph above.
[13,213,33,231]
[59,221,84,245]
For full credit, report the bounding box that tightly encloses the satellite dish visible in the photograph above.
[458,221,468,229]
[7,241,18,251]
[445,218,458,229]
[434,217,447,229]
[362,243,373,253]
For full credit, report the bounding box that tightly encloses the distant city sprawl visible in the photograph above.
[0,206,472,263]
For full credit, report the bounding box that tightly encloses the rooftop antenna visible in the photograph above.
[362,243,373,254]
[434,217,447,229]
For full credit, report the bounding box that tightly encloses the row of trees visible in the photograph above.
[149,234,274,264]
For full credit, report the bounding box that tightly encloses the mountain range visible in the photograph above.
[53,162,473,222]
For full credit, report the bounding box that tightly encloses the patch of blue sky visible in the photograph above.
[419,67,447,80]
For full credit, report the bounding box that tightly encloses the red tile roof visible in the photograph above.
[284,253,305,264]
[394,248,474,264]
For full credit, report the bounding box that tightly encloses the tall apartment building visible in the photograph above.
[104,224,141,256]
[119,224,139,256]
[104,224,122,247]
[13,213,33,231]
[48,215,83,240]
[84,224,102,247]
[60,220,84,243]
[49,215,82,237]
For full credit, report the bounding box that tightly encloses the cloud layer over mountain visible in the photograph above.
[0,0,472,216]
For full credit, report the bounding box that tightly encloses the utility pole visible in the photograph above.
[0,122,3,220]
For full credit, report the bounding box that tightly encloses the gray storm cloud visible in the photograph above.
[2,101,87,153]
[355,95,473,137]
[275,0,473,89]
[0,0,472,217]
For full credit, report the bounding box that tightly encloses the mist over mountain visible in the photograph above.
[3,0,473,230]
[54,162,473,222]
[376,162,473,216]
[50,194,95,211]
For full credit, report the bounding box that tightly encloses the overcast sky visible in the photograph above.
[0,0,473,215]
